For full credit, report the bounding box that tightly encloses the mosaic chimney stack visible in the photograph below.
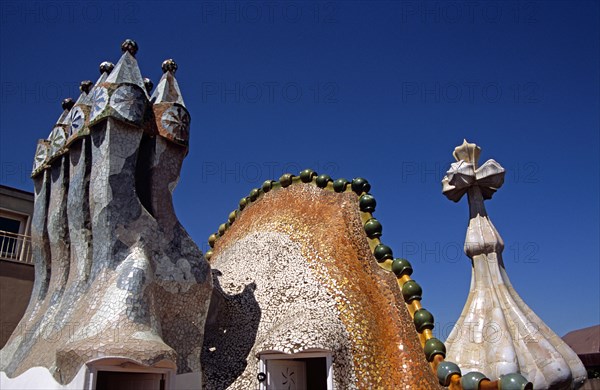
[441,140,587,389]
[0,40,212,385]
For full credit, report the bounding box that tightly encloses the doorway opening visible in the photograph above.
[95,371,165,390]
[259,351,333,390]
[88,358,174,390]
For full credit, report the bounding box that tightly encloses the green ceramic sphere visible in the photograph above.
[279,173,294,187]
[373,243,393,262]
[228,210,237,224]
[205,249,213,261]
[300,169,317,183]
[359,194,376,213]
[436,361,461,387]
[391,258,413,277]
[208,233,218,248]
[364,218,383,238]
[499,373,533,390]
[333,178,349,192]
[262,180,274,193]
[218,223,229,236]
[461,372,488,390]
[423,338,446,361]
[239,197,248,210]
[413,308,435,332]
[249,188,260,201]
[351,177,371,194]
[401,279,422,302]
[316,174,332,188]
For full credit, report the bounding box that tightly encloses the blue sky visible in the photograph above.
[1,1,598,338]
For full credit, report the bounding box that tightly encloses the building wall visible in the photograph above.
[0,185,34,235]
[0,248,34,348]
[0,185,35,348]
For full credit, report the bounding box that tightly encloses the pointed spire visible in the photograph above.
[95,72,109,87]
[46,99,72,158]
[151,59,190,146]
[81,61,113,106]
[67,81,94,140]
[151,59,185,106]
[106,39,145,89]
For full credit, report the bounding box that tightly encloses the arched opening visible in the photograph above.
[87,358,175,390]
[258,350,333,390]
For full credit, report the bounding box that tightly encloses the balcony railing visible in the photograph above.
[0,230,33,265]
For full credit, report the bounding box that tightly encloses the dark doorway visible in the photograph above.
[96,371,165,390]
[298,357,327,390]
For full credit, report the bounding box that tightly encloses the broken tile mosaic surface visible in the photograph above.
[3,41,562,390]
[204,184,441,389]
[1,45,212,385]
[90,87,108,121]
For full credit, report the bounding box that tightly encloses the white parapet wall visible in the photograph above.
[1,366,91,390]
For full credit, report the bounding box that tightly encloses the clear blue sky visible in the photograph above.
[1,1,598,338]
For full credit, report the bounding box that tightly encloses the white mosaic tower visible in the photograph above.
[442,140,587,389]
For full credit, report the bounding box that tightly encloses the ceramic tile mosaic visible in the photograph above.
[204,184,441,389]
[3,42,552,390]
[442,141,587,389]
[0,45,212,385]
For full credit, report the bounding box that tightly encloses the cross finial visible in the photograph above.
[453,139,481,167]
[442,140,505,203]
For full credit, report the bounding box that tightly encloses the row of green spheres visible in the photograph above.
[437,361,532,389]
[205,168,446,365]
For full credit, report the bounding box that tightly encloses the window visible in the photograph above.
[0,216,21,234]
[0,216,23,258]
[0,210,30,262]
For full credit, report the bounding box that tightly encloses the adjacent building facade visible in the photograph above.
[0,185,34,348]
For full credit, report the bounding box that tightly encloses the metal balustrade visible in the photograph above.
[0,230,33,265]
